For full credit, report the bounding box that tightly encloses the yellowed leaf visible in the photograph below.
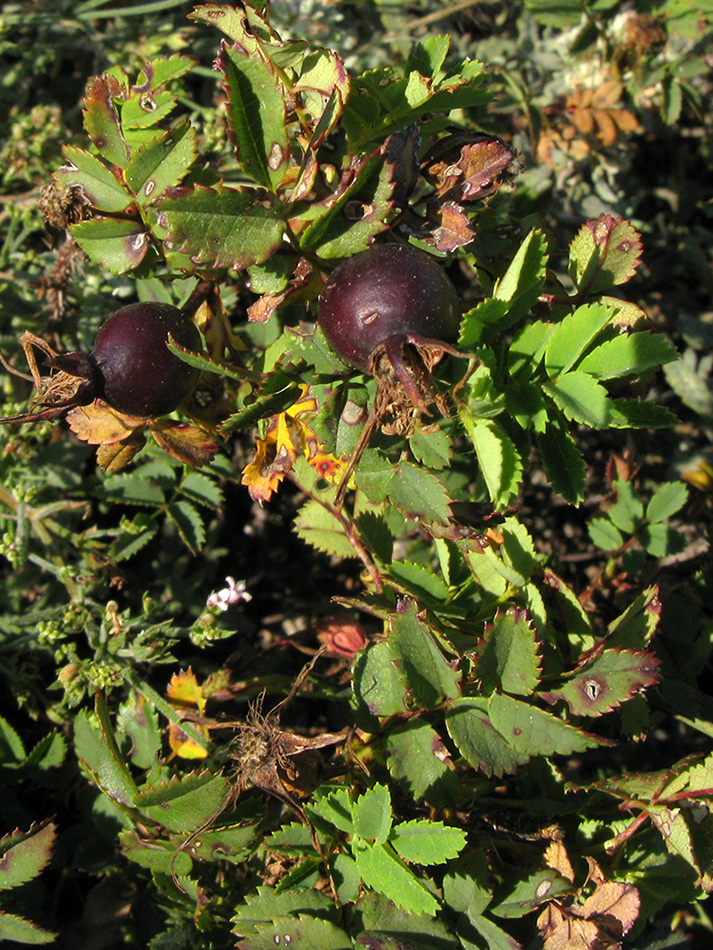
[96,431,146,471]
[544,840,575,883]
[167,668,209,760]
[66,400,145,445]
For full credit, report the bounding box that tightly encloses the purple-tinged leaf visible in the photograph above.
[568,214,643,293]
[540,648,661,716]
[83,73,130,168]
[0,818,57,890]
[70,218,149,274]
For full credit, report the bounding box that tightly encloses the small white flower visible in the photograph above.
[206,577,252,611]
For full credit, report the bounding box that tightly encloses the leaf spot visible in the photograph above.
[584,678,601,701]
[140,93,157,112]
[536,879,552,899]
[144,180,156,197]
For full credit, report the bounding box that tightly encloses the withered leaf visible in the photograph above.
[66,400,146,445]
[422,132,519,203]
[150,420,219,467]
[96,431,146,472]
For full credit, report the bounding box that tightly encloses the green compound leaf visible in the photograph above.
[352,783,392,843]
[294,499,356,559]
[231,886,338,936]
[390,819,466,865]
[389,460,452,525]
[387,600,460,709]
[568,214,643,293]
[0,819,56,891]
[476,607,541,697]
[353,840,439,917]
[608,479,644,534]
[577,331,678,379]
[588,517,624,552]
[540,648,661,717]
[237,915,353,950]
[460,230,548,346]
[544,301,616,376]
[55,145,132,213]
[646,481,689,524]
[298,149,395,258]
[459,416,523,509]
[218,41,290,192]
[446,697,530,777]
[352,641,409,722]
[535,418,586,504]
[156,183,286,272]
[70,217,149,274]
[124,120,197,204]
[488,692,610,756]
[543,371,611,428]
[607,399,678,429]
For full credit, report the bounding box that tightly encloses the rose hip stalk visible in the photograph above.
[318,243,463,503]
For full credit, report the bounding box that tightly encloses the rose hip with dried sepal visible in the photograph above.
[0,301,202,426]
[317,242,464,503]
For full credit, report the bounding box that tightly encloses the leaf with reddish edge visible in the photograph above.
[156,183,286,272]
[540,648,661,716]
[149,421,219,468]
[83,73,130,168]
[70,218,149,274]
[568,214,643,294]
[218,41,290,192]
[0,818,57,889]
[96,434,147,472]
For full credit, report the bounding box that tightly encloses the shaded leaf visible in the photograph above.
[536,419,586,504]
[446,698,529,778]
